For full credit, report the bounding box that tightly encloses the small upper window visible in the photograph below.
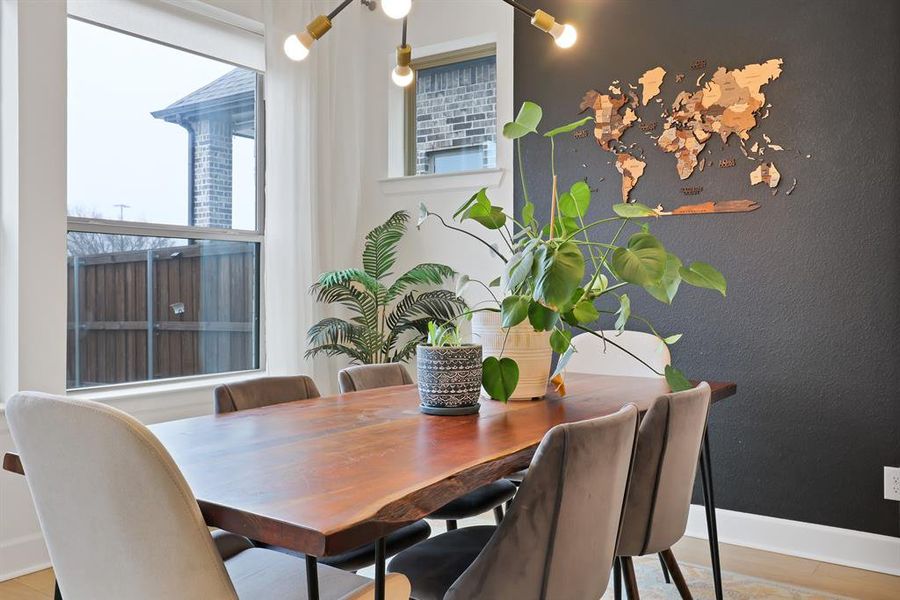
[407,48,497,176]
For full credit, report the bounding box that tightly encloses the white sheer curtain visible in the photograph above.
[263,0,365,392]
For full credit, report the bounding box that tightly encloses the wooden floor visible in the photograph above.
[2,534,898,599]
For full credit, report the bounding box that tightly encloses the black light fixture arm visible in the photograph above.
[500,0,536,18]
[401,15,408,46]
[328,0,357,21]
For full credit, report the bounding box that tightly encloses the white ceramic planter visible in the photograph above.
[472,310,552,401]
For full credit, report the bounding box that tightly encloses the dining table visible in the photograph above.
[4,372,736,600]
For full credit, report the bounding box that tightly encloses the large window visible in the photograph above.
[66,18,262,389]
[406,46,497,176]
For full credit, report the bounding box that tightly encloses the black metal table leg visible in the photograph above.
[305,555,319,600]
[700,429,724,600]
[375,536,386,600]
[613,556,622,600]
[54,580,63,600]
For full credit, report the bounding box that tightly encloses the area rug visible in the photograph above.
[600,554,850,600]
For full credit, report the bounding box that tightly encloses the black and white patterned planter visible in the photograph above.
[416,344,483,416]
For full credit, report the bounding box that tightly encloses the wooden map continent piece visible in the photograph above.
[655,199,760,216]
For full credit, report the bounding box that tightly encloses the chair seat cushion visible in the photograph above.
[429,480,517,520]
[212,529,255,561]
[388,525,496,600]
[227,547,372,600]
[261,519,432,572]
[320,519,432,571]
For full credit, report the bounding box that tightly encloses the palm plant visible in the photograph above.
[306,211,467,364]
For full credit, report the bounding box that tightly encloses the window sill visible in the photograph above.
[0,370,264,415]
[379,168,505,196]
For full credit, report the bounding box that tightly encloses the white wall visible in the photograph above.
[358,0,514,301]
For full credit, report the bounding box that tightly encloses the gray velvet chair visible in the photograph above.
[387,404,640,600]
[6,392,411,600]
[614,382,712,600]
[338,364,518,530]
[215,375,432,572]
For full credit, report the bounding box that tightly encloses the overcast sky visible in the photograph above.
[67,18,256,231]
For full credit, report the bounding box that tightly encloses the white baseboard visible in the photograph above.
[686,504,900,576]
[0,532,49,581]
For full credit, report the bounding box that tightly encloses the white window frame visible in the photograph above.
[64,5,266,391]
[403,43,497,177]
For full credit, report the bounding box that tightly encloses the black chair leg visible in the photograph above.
[621,556,640,600]
[54,581,63,600]
[613,557,622,600]
[493,505,504,524]
[700,430,724,600]
[659,552,671,583]
[660,549,693,600]
[505,499,513,511]
[446,519,457,531]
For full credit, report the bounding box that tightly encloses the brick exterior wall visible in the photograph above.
[414,55,497,175]
[190,118,233,229]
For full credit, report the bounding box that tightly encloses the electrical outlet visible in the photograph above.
[885,466,900,502]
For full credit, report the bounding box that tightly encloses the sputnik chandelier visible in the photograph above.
[284,0,577,87]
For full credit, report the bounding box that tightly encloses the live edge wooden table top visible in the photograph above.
[3,374,735,559]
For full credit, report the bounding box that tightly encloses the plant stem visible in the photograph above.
[573,325,664,376]
[517,138,530,205]
[585,219,629,291]
[549,137,557,239]
[428,212,509,262]
[562,217,623,241]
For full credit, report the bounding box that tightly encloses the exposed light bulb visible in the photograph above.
[392,65,414,87]
[284,32,315,61]
[382,0,411,19]
[551,23,577,48]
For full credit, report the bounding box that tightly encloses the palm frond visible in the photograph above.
[386,263,457,301]
[305,343,370,364]
[391,338,421,363]
[317,269,382,295]
[362,210,409,280]
[310,282,379,331]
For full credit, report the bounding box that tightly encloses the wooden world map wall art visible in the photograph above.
[577,58,807,216]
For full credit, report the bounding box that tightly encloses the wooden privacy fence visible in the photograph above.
[67,241,259,389]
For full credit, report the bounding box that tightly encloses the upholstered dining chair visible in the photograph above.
[614,382,712,600]
[387,404,639,600]
[506,330,669,484]
[338,364,518,530]
[6,392,411,600]
[214,375,432,572]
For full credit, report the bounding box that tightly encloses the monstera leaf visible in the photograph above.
[680,262,727,296]
[482,356,520,402]
[559,181,591,218]
[611,232,667,286]
[503,101,543,139]
[532,241,586,310]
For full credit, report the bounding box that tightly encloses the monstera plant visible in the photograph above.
[419,102,727,400]
[307,210,467,364]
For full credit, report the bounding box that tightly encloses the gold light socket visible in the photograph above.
[396,44,412,68]
[306,15,333,40]
[530,9,557,33]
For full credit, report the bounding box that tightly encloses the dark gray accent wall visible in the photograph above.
[514,0,899,536]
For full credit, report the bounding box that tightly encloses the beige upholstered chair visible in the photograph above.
[214,374,322,413]
[614,382,712,600]
[215,374,431,571]
[338,364,517,530]
[338,363,413,393]
[6,392,410,600]
[388,404,639,600]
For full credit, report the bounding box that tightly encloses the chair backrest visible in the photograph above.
[214,375,320,414]
[617,382,712,556]
[6,392,237,600]
[566,330,670,377]
[445,405,639,600]
[338,363,413,393]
